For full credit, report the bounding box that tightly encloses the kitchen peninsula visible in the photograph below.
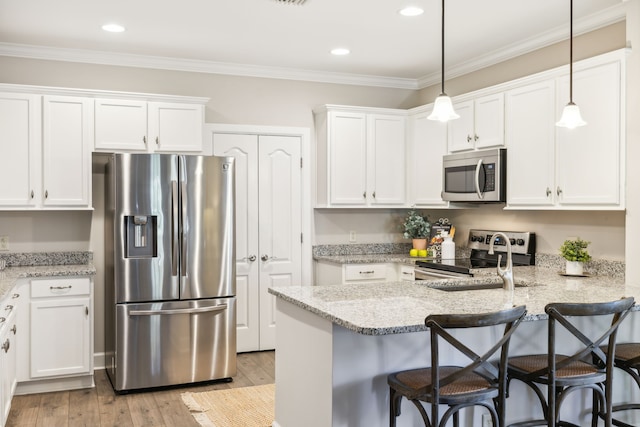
[269,267,640,427]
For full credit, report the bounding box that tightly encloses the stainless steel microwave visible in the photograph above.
[441,148,506,203]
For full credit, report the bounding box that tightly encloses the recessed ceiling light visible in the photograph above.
[331,48,350,56]
[102,23,126,33]
[399,6,424,17]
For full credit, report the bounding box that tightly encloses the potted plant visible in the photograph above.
[559,237,591,275]
[402,209,431,250]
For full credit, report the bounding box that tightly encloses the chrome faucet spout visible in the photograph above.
[488,232,514,291]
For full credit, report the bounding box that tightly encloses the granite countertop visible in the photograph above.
[0,253,96,300]
[269,266,638,336]
[315,253,422,265]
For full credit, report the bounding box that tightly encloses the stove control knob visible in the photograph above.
[470,235,484,243]
[516,239,525,246]
[509,238,516,245]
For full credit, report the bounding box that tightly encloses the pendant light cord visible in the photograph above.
[440,0,446,95]
[569,0,573,103]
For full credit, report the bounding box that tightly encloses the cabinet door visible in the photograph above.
[505,81,556,207]
[474,93,504,149]
[555,60,622,207]
[367,114,406,205]
[328,111,367,205]
[95,99,148,151]
[0,93,40,207]
[148,102,204,153]
[407,110,448,206]
[30,297,91,378]
[447,100,474,152]
[213,133,260,352]
[42,96,92,207]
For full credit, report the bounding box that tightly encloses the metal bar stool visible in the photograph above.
[506,297,635,427]
[387,305,527,427]
[597,342,640,426]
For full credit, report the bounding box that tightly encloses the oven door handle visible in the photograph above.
[474,159,484,199]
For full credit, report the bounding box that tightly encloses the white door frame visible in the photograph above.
[204,123,312,287]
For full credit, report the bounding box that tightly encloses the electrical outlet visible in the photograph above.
[0,236,8,251]
[349,231,357,243]
[481,413,492,427]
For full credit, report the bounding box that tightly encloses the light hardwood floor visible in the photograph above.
[6,351,275,427]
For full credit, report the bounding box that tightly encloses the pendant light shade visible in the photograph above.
[556,0,586,129]
[428,0,459,122]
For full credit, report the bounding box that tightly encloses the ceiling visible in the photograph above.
[0,0,625,89]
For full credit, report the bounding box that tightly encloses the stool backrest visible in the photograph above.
[544,297,635,376]
[425,305,527,419]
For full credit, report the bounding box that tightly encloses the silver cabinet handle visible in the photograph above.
[45,190,48,198]
[12,294,19,299]
[359,270,375,274]
[261,255,281,262]
[557,187,563,196]
[50,286,71,290]
[372,191,376,199]
[130,304,227,316]
[143,136,147,144]
[362,191,366,199]
[0,317,5,323]
[546,187,552,197]
[2,339,9,353]
[467,135,472,142]
[155,137,159,145]
[30,190,34,199]
[240,255,257,262]
[474,134,479,141]
[10,325,16,335]
[4,305,13,311]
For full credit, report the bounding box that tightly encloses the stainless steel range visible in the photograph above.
[414,229,536,279]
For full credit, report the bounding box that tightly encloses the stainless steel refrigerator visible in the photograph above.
[104,153,236,392]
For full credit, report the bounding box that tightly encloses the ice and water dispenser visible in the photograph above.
[124,215,157,258]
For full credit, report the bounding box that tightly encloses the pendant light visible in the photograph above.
[428,0,459,122]
[556,0,586,129]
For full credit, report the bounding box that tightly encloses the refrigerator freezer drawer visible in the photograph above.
[111,298,236,392]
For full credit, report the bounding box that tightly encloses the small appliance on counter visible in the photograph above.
[414,229,536,280]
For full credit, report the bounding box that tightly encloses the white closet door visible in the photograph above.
[258,135,302,350]
[213,133,260,352]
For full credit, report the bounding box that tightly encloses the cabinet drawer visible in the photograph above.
[31,278,90,298]
[344,264,387,281]
[399,265,415,281]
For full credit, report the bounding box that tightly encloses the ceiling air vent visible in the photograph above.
[274,0,306,4]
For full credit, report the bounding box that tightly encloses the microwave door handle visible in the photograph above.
[171,180,179,276]
[474,159,484,199]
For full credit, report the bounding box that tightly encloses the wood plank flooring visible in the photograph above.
[6,351,275,427]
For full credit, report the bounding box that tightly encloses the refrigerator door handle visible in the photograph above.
[181,180,188,277]
[129,304,228,317]
[171,180,179,276]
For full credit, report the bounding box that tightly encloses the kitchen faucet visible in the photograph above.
[488,232,514,291]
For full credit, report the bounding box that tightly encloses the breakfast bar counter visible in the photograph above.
[269,267,640,427]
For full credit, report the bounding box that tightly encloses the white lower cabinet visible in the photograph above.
[15,277,94,395]
[315,262,398,285]
[0,294,18,427]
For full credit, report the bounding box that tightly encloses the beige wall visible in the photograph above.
[0,20,629,355]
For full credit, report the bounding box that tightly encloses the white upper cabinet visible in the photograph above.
[505,80,557,207]
[315,106,406,207]
[95,99,148,151]
[0,93,39,208]
[42,96,93,207]
[95,99,205,153]
[554,59,622,208]
[448,93,504,152]
[407,107,448,207]
[505,50,625,210]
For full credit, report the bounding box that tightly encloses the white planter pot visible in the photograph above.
[565,260,584,275]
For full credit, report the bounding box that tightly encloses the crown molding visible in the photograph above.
[0,42,419,90]
[0,3,625,91]
[417,2,626,89]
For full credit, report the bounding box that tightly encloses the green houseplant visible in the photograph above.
[559,238,591,275]
[402,209,430,250]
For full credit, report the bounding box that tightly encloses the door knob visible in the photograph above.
[261,254,269,261]
[248,255,256,262]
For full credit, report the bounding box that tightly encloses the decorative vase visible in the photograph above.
[565,260,584,275]
[412,238,427,250]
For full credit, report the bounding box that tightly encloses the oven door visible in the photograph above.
[414,267,473,280]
